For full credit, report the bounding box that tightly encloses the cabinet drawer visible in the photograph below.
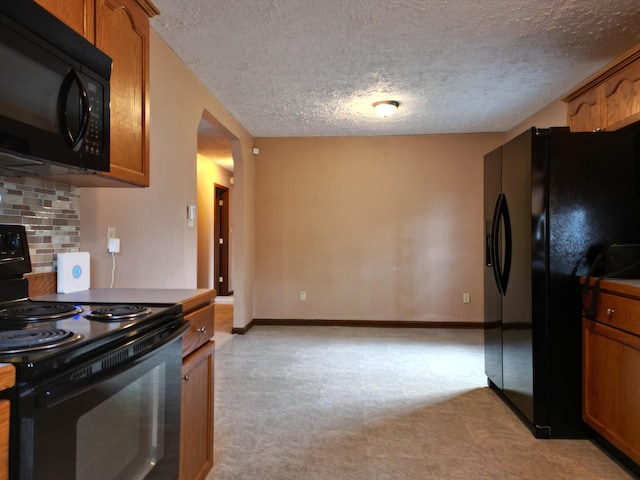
[592,291,640,336]
[182,303,215,357]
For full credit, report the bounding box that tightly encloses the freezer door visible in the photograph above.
[484,146,503,388]
[501,129,535,424]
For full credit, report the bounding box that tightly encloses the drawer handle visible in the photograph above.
[606,308,615,320]
[197,326,207,334]
[183,374,190,382]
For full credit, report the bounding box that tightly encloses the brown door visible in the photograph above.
[214,185,231,296]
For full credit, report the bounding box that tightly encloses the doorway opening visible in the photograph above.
[196,109,236,340]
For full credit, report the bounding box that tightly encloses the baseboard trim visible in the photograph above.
[232,318,484,335]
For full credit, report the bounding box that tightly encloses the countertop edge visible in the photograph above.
[582,277,640,299]
[32,288,217,311]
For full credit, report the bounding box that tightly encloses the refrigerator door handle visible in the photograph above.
[500,195,512,294]
[490,194,504,295]
[490,193,512,295]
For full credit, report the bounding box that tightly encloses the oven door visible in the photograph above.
[14,320,187,480]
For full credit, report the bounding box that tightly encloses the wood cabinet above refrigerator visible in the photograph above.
[564,42,640,133]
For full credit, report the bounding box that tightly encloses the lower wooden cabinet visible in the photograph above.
[180,341,215,480]
[582,280,640,467]
[0,400,9,480]
[583,318,640,464]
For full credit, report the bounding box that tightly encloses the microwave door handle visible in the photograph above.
[58,68,90,152]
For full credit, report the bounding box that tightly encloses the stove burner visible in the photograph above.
[0,303,83,322]
[0,328,83,353]
[85,305,153,321]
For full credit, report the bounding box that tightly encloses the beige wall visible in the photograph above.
[506,100,567,140]
[253,134,504,323]
[80,30,255,328]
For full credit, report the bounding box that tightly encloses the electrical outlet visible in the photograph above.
[300,291,306,301]
[107,226,116,250]
[463,293,470,303]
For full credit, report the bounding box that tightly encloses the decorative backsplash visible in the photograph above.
[0,176,80,273]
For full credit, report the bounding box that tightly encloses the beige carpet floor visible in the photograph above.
[206,326,634,479]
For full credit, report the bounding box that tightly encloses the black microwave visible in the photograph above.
[0,2,111,176]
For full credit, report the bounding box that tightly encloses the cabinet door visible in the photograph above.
[95,0,150,186]
[33,0,95,42]
[180,341,215,480]
[583,319,640,465]
[603,59,640,130]
[567,87,602,132]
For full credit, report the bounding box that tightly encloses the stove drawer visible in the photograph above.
[182,302,214,357]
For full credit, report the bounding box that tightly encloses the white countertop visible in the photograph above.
[33,288,213,305]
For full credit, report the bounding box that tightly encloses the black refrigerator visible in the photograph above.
[484,125,640,438]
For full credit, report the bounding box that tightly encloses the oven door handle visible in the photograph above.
[32,320,188,409]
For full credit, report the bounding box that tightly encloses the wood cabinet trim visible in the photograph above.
[133,0,159,17]
[0,366,15,392]
[24,272,57,297]
[564,43,640,103]
[0,401,9,480]
[180,290,216,315]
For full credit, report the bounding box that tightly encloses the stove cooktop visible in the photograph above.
[0,300,183,378]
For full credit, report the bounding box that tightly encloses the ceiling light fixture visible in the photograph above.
[373,100,399,117]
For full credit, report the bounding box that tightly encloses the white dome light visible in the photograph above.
[373,100,399,117]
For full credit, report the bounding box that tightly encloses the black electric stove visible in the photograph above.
[0,224,185,383]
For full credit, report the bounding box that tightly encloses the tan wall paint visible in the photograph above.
[506,100,567,140]
[254,134,503,323]
[79,30,255,328]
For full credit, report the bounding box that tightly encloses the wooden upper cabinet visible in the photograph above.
[602,58,640,130]
[565,43,640,132]
[34,0,95,42]
[96,0,153,186]
[566,87,602,133]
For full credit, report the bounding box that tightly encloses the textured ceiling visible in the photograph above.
[150,0,640,138]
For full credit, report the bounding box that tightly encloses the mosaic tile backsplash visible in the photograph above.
[0,176,80,273]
